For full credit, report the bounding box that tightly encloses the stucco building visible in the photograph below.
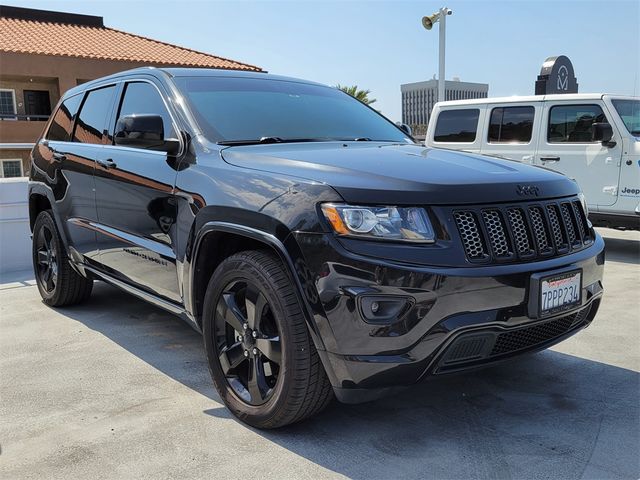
[0,5,261,177]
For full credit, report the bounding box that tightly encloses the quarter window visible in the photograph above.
[434,109,479,142]
[73,86,116,144]
[116,82,176,142]
[488,106,535,143]
[46,94,83,142]
[548,104,607,143]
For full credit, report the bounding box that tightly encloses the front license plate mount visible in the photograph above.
[528,267,582,319]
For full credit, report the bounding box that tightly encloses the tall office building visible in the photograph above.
[401,78,489,130]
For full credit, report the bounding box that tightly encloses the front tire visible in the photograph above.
[203,250,333,428]
[32,210,93,306]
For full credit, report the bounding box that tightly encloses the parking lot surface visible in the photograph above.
[1,228,638,480]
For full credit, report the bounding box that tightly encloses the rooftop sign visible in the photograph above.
[535,55,578,95]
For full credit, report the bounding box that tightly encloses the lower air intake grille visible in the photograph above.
[490,314,578,355]
[435,305,592,372]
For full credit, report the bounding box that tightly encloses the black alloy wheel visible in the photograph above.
[35,222,58,294]
[32,210,93,306]
[202,250,333,429]
[214,279,282,405]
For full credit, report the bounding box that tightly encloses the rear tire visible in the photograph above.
[32,210,93,306]
[203,250,333,428]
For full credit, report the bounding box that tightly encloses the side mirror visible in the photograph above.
[592,122,615,147]
[114,114,180,155]
[396,122,413,137]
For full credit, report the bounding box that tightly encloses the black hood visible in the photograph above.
[221,142,579,205]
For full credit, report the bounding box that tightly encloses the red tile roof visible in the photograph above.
[0,12,261,71]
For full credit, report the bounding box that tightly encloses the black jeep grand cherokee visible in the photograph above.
[29,68,604,428]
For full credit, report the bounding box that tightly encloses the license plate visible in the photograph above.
[540,271,582,316]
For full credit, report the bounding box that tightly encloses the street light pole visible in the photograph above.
[422,7,452,103]
[438,7,447,103]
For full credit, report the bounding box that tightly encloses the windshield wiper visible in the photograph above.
[218,136,383,146]
[218,136,339,146]
[218,136,283,146]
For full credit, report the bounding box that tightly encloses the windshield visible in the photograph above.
[173,76,411,144]
[611,99,640,136]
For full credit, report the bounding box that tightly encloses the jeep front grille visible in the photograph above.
[452,198,592,264]
[454,211,488,260]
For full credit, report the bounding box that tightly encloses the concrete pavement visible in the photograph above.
[1,228,638,479]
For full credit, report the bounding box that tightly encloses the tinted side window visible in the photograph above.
[434,109,479,142]
[73,86,116,144]
[46,94,82,141]
[488,106,535,143]
[116,82,176,141]
[548,104,607,143]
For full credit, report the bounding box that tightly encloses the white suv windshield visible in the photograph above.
[611,99,640,136]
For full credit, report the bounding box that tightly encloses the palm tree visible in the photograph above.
[336,84,377,105]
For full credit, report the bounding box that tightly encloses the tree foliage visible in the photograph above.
[336,84,377,105]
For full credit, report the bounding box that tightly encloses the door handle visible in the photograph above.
[540,156,560,162]
[52,152,66,163]
[97,158,117,169]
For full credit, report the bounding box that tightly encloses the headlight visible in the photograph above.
[321,203,435,243]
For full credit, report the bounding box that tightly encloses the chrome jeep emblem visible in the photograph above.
[516,184,540,197]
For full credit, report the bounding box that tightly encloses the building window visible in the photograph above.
[434,109,480,142]
[548,104,607,143]
[488,106,535,143]
[24,90,52,121]
[0,159,23,178]
[0,89,17,119]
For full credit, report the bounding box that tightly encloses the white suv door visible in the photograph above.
[480,103,542,164]
[536,101,622,208]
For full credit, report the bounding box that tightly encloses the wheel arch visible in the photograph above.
[28,191,52,231]
[189,222,328,353]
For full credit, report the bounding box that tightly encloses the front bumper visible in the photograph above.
[292,231,605,403]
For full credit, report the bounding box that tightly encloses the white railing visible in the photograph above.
[0,177,31,276]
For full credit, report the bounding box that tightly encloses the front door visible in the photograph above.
[94,80,181,303]
[24,90,51,121]
[536,102,622,208]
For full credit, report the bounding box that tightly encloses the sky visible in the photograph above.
[5,0,639,122]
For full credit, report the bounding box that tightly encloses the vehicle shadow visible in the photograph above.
[61,282,640,479]
[601,235,640,265]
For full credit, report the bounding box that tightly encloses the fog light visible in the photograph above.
[359,296,413,325]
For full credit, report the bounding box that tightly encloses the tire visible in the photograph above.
[32,210,93,307]
[203,250,333,428]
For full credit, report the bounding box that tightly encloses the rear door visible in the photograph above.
[479,103,541,164]
[94,79,182,303]
[35,86,116,263]
[536,101,623,207]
